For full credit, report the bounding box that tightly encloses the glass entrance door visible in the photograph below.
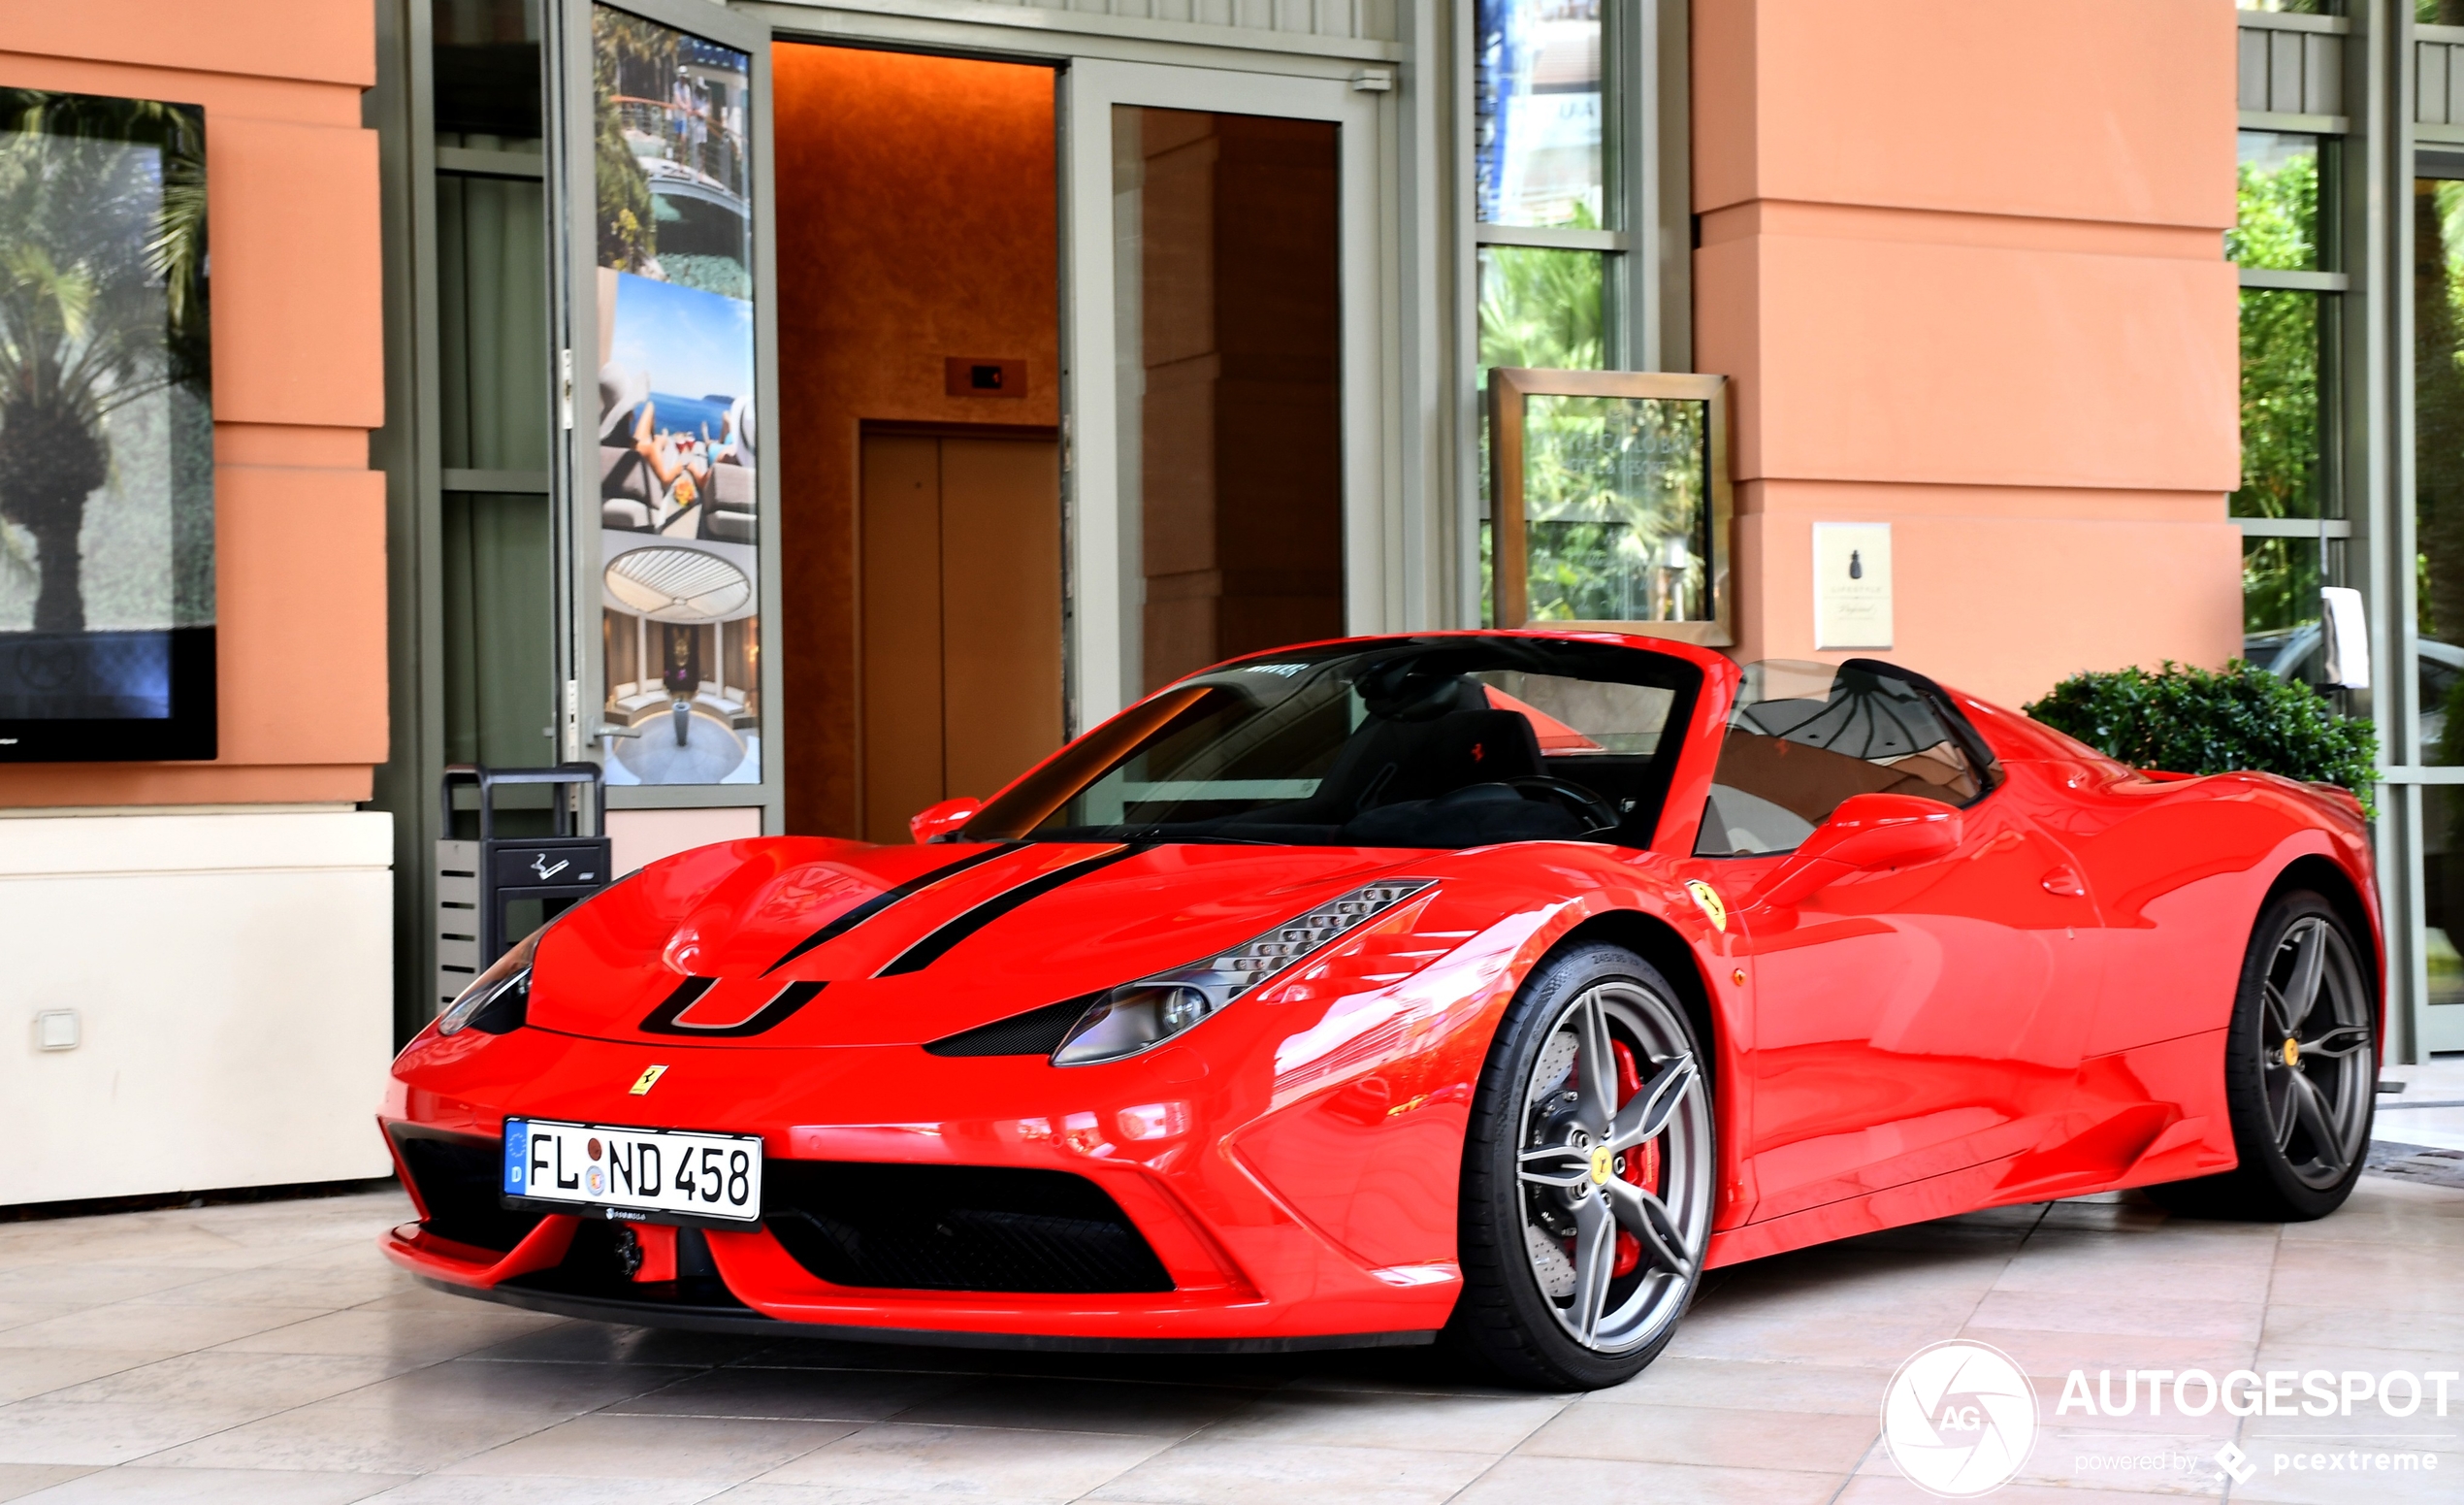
[1063,62,1387,725]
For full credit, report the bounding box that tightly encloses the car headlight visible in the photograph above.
[1052,879,1434,1066]
[437,926,543,1036]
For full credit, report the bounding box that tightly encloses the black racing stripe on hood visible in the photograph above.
[876,846,1144,977]
[762,843,1023,975]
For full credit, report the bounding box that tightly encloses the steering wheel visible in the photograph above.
[1507,775,1622,834]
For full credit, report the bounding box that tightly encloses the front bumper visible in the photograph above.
[381,1021,1469,1349]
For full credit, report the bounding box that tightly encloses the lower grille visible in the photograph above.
[765,1161,1174,1294]
[391,1129,544,1255]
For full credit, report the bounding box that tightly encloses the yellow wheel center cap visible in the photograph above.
[1589,1145,1614,1185]
[2283,1037,2300,1067]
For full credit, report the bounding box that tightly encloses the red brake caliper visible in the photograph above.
[1608,1039,1661,1278]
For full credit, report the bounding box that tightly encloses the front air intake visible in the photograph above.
[390,1128,544,1255]
[764,1161,1173,1293]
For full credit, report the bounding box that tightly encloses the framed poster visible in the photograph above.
[1488,368,1732,645]
[548,0,778,819]
[0,89,213,762]
[1812,521,1893,650]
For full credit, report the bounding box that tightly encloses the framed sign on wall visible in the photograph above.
[1487,368,1732,645]
[0,88,213,762]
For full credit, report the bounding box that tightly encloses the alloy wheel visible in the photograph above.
[2258,915,2373,1191]
[1512,979,1711,1354]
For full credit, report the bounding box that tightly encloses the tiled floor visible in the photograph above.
[2,1108,2460,1505]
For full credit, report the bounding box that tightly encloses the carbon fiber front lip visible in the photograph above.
[415,1274,1438,1354]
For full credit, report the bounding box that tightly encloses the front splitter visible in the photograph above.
[418,1274,1439,1355]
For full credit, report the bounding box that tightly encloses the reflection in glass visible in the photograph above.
[1474,0,1603,228]
[1113,106,1344,695]
[1521,396,1706,624]
[2421,176,2464,764]
[1477,245,1605,373]
[2241,535,2327,640]
[2424,787,2464,1009]
[592,6,760,785]
[2235,287,2320,520]
[2231,132,2319,273]
[433,0,541,149]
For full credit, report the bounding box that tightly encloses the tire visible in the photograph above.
[2147,890,2376,1221]
[1445,942,1715,1389]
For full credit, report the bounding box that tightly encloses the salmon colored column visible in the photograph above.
[0,0,387,806]
[1693,0,2244,707]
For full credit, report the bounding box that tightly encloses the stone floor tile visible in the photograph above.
[2007,1423,2241,1492]
[42,1352,418,1411]
[1662,1313,1962,1370]
[0,1465,96,1503]
[366,1478,729,1505]
[758,1422,1167,1496]
[135,1398,551,1475]
[0,1400,261,1466]
[0,1304,322,1354]
[1198,1388,1566,1453]
[0,1353,166,1407]
[0,1271,212,1312]
[1083,1437,1495,1505]
[1834,1477,2217,1505]
[1517,1399,1875,1473]
[125,1264,408,1311]
[324,1359,698,1418]
[1582,1357,1896,1416]
[891,1377,1256,1438]
[1965,1287,2266,1344]
[1446,1455,1844,1505]
[458,1324,765,1368]
[1952,1326,2257,1380]
[212,1310,566,1364]
[2261,1301,2464,1355]
[605,1366,960,1423]
[440,1414,853,1482]
[17,1464,410,1502]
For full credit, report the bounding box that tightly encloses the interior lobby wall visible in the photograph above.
[1692,0,2244,709]
[771,44,1059,838]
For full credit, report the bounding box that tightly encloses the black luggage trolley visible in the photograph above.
[434,763,610,1016]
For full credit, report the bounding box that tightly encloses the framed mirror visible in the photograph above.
[1488,368,1731,645]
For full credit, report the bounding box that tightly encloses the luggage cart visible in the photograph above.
[434,763,610,1016]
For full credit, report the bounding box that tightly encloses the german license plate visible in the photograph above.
[503,1118,762,1224]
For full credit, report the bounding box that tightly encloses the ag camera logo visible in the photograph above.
[1884,1340,2040,1497]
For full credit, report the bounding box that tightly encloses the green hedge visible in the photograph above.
[2023,661,2378,815]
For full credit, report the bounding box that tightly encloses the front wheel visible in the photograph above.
[1446,943,1714,1389]
[2148,891,2376,1221]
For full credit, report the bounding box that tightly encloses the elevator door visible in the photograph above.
[859,431,1064,843]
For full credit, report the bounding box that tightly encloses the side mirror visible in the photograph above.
[1755,793,1962,908]
[909,797,982,845]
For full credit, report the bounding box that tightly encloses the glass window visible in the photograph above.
[1474,0,1603,229]
[2234,288,2323,522]
[1696,661,1991,858]
[2232,133,2319,274]
[1518,393,1707,624]
[964,636,1700,849]
[2420,174,2464,762]
[433,0,541,150]
[591,5,762,787]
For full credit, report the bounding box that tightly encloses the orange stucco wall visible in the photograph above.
[1694,0,2244,708]
[0,0,386,806]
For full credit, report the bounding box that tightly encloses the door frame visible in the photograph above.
[1060,58,1396,729]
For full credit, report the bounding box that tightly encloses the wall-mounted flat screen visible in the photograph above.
[0,88,213,762]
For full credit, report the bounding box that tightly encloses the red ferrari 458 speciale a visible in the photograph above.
[381,632,2380,1388]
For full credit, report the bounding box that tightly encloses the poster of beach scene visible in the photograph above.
[591,5,759,787]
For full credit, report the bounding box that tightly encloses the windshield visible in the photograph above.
[963,637,1702,848]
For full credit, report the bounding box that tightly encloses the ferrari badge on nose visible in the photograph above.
[629,1063,668,1096]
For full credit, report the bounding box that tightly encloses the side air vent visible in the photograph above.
[764,1161,1173,1293]
[922,998,1086,1058]
[391,1129,544,1255]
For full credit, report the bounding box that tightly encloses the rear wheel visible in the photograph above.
[2148,891,2375,1221]
[1447,943,1713,1389]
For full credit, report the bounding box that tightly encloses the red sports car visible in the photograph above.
[380,633,2381,1388]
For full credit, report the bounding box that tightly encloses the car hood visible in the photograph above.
[525,838,1437,1048]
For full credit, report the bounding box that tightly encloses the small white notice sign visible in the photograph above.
[1813,522,1892,649]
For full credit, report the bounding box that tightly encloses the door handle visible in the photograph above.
[2040,866,2086,898]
